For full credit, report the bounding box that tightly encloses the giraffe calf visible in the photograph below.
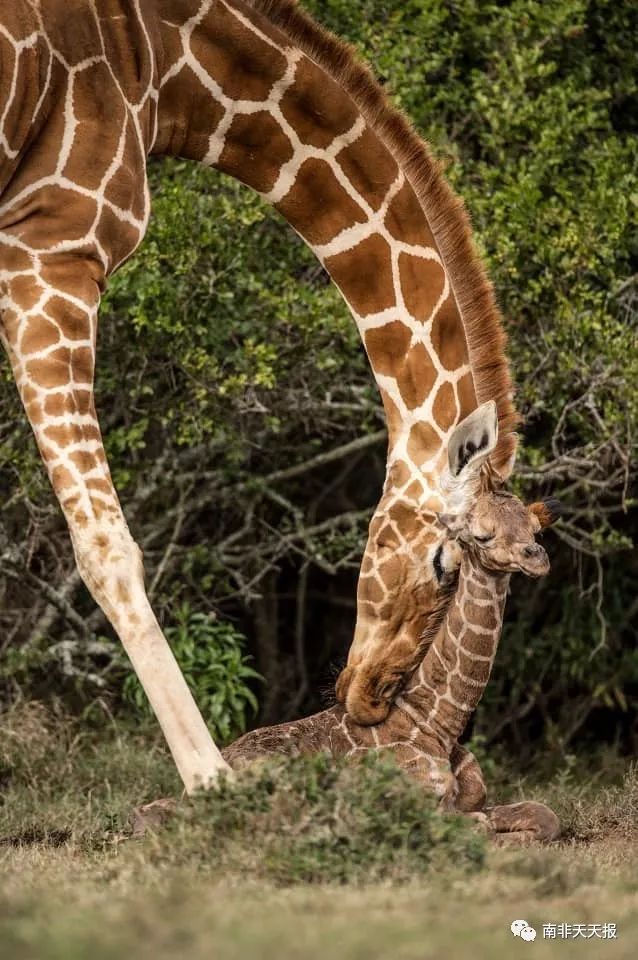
[222,494,563,845]
[221,702,560,845]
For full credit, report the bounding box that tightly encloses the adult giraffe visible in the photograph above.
[1,0,520,793]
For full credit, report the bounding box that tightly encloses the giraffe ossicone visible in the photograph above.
[1,0,535,792]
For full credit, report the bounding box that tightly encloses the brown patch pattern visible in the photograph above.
[280,57,358,148]
[337,127,399,210]
[277,157,367,244]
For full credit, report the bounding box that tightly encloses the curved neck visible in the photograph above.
[153,0,481,497]
[399,554,510,746]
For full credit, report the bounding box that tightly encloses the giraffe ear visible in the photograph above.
[447,401,499,479]
[528,498,563,529]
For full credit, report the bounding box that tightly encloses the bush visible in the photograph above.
[122,605,260,744]
[0,706,483,884]
[170,753,486,884]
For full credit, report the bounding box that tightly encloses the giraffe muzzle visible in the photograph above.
[339,667,400,725]
[335,664,355,704]
[346,689,392,726]
[517,542,550,577]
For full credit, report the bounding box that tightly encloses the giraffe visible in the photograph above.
[221,494,563,843]
[1,0,524,793]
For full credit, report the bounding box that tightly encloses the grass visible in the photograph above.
[1,702,637,959]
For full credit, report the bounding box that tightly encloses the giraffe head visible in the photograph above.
[336,402,560,725]
[439,489,561,578]
[436,402,562,578]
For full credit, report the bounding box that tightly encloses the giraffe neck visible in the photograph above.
[225,554,509,768]
[152,0,508,502]
[397,553,510,748]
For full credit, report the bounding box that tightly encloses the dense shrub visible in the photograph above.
[173,753,486,884]
[0,0,636,757]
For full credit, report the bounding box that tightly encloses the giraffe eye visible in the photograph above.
[474,534,494,544]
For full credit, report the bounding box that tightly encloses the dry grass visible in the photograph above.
[1,702,637,959]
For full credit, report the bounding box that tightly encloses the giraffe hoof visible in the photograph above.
[465,811,493,834]
[129,798,178,837]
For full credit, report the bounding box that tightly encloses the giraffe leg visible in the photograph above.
[450,744,487,813]
[400,752,459,810]
[0,258,229,793]
[483,801,561,845]
[449,747,559,841]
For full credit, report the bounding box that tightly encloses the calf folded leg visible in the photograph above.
[484,800,560,844]
[450,743,487,813]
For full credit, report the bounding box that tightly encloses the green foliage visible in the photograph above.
[0,0,636,755]
[305,0,638,448]
[123,605,261,744]
[175,752,485,884]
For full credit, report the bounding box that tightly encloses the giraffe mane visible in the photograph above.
[415,566,460,657]
[245,0,520,477]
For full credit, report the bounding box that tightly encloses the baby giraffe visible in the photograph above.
[222,488,562,844]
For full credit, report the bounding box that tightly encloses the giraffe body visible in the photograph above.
[2,0,529,790]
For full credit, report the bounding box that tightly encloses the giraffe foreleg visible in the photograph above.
[482,801,561,845]
[450,747,559,842]
[0,261,229,793]
[450,743,487,813]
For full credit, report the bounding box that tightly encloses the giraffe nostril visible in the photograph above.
[523,544,541,558]
[377,678,401,701]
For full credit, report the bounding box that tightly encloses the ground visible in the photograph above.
[1,704,637,959]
